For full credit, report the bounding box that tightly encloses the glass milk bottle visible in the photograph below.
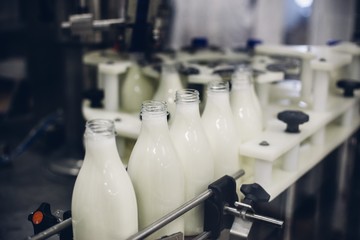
[127,101,185,239]
[170,89,215,236]
[121,54,154,113]
[153,64,183,125]
[72,119,138,240]
[202,80,241,180]
[230,66,263,143]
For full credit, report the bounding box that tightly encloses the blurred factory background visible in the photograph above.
[0,0,359,239]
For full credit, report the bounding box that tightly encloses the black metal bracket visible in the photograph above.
[204,175,238,239]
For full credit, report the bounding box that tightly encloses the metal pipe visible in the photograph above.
[245,213,284,227]
[28,170,245,240]
[27,218,72,240]
[223,206,283,227]
[127,170,245,240]
[61,17,126,29]
[128,190,213,240]
[192,231,212,240]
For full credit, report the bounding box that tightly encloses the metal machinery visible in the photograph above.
[48,0,175,175]
[0,0,360,239]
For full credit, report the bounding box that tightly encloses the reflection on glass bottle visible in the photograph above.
[202,80,241,180]
[127,101,185,239]
[230,65,263,143]
[153,64,184,125]
[72,119,138,240]
[170,89,214,236]
[121,54,155,113]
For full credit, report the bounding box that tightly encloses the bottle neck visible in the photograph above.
[207,90,229,100]
[231,78,253,90]
[140,100,169,130]
[84,119,118,161]
[165,72,181,84]
[85,135,117,155]
[174,89,201,118]
[175,102,201,118]
[206,91,230,108]
[84,119,115,139]
[141,114,168,126]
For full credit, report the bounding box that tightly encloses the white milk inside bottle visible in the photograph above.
[72,119,138,240]
[127,100,185,239]
[230,66,263,178]
[230,66,263,143]
[239,65,262,127]
[202,80,241,180]
[170,89,215,236]
[121,54,154,113]
[153,64,183,125]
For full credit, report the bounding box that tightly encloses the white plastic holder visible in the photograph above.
[282,144,300,171]
[254,159,273,188]
[254,44,317,102]
[312,69,330,112]
[331,42,360,80]
[341,104,355,127]
[256,72,284,109]
[349,56,360,80]
[311,127,326,145]
[98,61,130,111]
[300,59,313,102]
[239,91,360,200]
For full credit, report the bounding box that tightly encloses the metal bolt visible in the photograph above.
[114,118,121,122]
[259,141,270,146]
[319,58,326,62]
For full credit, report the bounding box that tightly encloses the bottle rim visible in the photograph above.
[231,64,254,86]
[175,89,200,103]
[140,100,168,118]
[207,80,229,92]
[235,64,253,73]
[85,119,115,137]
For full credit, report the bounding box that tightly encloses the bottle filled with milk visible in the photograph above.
[153,64,183,124]
[202,80,241,180]
[230,65,263,143]
[127,100,185,239]
[72,119,138,240]
[170,89,215,236]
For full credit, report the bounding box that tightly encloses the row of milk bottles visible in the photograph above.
[71,64,263,239]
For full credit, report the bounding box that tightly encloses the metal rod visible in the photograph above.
[192,231,212,240]
[127,190,213,240]
[245,213,284,227]
[93,18,126,29]
[28,169,245,240]
[231,169,245,180]
[27,218,72,240]
[224,206,283,228]
[127,169,245,240]
[61,18,126,29]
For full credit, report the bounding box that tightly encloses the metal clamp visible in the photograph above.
[224,202,283,227]
[225,183,284,240]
